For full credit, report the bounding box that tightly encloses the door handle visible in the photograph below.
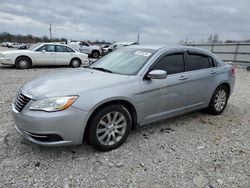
[210,70,217,74]
[179,75,188,80]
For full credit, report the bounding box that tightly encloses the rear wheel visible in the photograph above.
[91,51,99,58]
[206,85,229,115]
[70,58,81,68]
[15,57,31,69]
[88,105,131,151]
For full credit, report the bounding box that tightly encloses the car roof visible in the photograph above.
[41,43,68,46]
[125,44,224,65]
[126,44,212,54]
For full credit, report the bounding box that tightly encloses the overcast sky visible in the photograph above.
[0,0,250,44]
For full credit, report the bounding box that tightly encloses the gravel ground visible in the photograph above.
[0,63,249,187]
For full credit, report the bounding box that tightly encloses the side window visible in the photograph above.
[36,45,55,52]
[56,45,70,52]
[66,47,74,52]
[36,45,47,52]
[80,42,89,46]
[152,53,185,75]
[46,45,55,52]
[188,54,211,71]
[209,57,220,67]
[56,45,65,52]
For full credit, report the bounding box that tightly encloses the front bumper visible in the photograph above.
[99,49,103,56]
[0,57,14,65]
[82,58,90,67]
[12,102,89,146]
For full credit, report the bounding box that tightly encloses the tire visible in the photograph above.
[91,51,99,58]
[88,105,132,151]
[70,58,81,68]
[206,85,229,115]
[15,57,31,69]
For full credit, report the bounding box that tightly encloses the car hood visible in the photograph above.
[21,68,136,100]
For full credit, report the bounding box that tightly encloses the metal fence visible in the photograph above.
[187,43,250,65]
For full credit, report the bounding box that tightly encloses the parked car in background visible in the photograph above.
[68,40,102,58]
[12,42,22,48]
[5,42,14,48]
[0,43,89,69]
[18,44,29,50]
[104,42,139,55]
[12,45,235,151]
[101,43,112,54]
[1,42,8,47]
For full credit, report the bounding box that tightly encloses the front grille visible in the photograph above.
[14,93,31,112]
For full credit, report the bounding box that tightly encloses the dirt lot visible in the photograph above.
[0,62,249,187]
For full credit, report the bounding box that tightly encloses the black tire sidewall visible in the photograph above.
[208,85,229,115]
[88,105,131,151]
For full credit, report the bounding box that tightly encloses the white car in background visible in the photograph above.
[104,42,139,55]
[0,43,89,69]
[68,41,102,58]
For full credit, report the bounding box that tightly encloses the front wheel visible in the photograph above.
[15,57,31,69]
[88,105,131,151]
[206,85,229,115]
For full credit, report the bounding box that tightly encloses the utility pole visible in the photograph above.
[137,33,140,43]
[49,24,52,41]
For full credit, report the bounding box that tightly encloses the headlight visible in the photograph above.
[30,96,78,112]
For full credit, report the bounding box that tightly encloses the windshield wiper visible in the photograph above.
[91,67,113,73]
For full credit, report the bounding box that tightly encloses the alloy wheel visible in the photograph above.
[214,89,227,111]
[96,111,127,146]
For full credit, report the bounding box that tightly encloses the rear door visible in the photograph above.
[34,44,56,65]
[55,45,75,65]
[186,51,218,109]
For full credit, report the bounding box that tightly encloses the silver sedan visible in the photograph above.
[12,45,235,151]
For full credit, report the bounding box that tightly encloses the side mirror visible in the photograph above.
[147,70,167,79]
[41,50,46,53]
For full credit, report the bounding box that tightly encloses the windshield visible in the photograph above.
[28,43,41,51]
[91,48,155,75]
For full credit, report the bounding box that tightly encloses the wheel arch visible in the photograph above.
[83,99,138,141]
[208,82,231,106]
[15,55,33,65]
[216,82,231,95]
[92,49,100,54]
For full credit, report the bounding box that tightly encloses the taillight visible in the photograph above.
[231,66,235,76]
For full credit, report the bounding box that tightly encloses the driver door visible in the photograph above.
[150,52,189,119]
[34,44,56,65]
